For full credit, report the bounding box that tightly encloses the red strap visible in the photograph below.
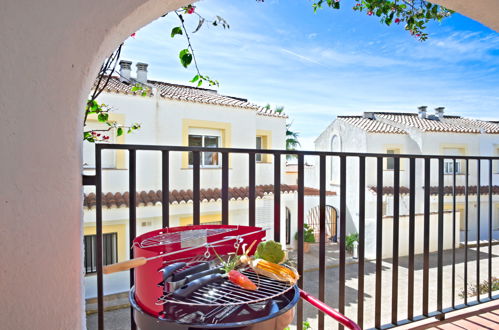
[299,289,361,330]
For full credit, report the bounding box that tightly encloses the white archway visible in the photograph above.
[0,1,192,328]
[0,0,497,329]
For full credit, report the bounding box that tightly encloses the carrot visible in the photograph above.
[227,270,257,291]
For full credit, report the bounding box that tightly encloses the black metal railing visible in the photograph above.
[83,144,499,330]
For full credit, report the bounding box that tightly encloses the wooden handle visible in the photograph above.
[103,257,147,274]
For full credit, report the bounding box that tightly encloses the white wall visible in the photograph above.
[0,0,192,328]
[364,211,460,259]
[84,92,286,193]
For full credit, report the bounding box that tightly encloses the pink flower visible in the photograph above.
[415,34,421,37]
[395,18,401,24]
[367,11,373,16]
[130,33,136,38]
[186,6,195,14]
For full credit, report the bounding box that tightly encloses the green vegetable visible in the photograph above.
[255,240,286,264]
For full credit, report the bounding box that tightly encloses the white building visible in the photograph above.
[315,107,499,258]
[83,61,336,297]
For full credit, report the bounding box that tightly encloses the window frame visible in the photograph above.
[443,159,462,175]
[84,232,118,274]
[256,136,263,162]
[384,147,402,171]
[188,133,222,168]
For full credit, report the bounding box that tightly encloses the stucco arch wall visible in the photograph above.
[431,0,499,32]
[0,0,498,329]
[0,1,191,328]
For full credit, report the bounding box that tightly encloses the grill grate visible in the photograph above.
[157,267,294,307]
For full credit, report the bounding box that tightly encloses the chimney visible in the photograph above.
[363,112,375,120]
[136,62,148,84]
[435,107,445,119]
[418,106,427,119]
[119,60,132,82]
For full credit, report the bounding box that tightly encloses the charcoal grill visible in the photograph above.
[106,225,360,330]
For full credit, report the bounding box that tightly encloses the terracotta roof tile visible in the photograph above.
[443,118,499,134]
[377,113,479,133]
[369,185,499,196]
[84,184,335,209]
[100,77,286,118]
[337,116,407,134]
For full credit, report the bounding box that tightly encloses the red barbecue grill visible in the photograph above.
[104,225,360,330]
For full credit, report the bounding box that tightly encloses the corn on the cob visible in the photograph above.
[240,255,299,285]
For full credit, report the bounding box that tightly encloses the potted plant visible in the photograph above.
[295,224,316,253]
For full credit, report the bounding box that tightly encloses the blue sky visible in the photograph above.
[121,0,499,149]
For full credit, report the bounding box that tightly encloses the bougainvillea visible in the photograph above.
[313,0,453,41]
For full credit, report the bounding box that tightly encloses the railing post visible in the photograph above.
[129,149,137,330]
[193,151,200,226]
[95,145,104,330]
[423,158,430,316]
[437,158,444,313]
[489,159,493,299]
[222,152,229,225]
[248,153,256,227]
[476,159,481,303]
[464,159,469,305]
[162,150,169,228]
[339,155,347,330]
[391,157,400,325]
[297,154,304,330]
[452,158,457,308]
[408,157,416,320]
[274,153,281,242]
[357,156,365,328]
[375,156,383,329]
[319,155,326,330]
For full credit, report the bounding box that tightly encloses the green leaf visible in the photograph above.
[179,49,192,68]
[141,91,147,97]
[171,26,183,38]
[190,75,200,83]
[117,127,123,136]
[197,80,203,87]
[97,113,109,122]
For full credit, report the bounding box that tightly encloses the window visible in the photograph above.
[255,130,271,163]
[188,133,221,167]
[442,147,466,175]
[84,233,118,274]
[494,147,499,173]
[385,148,400,170]
[443,160,461,174]
[182,120,231,168]
[256,136,263,162]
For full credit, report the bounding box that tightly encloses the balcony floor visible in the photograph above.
[408,300,499,329]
